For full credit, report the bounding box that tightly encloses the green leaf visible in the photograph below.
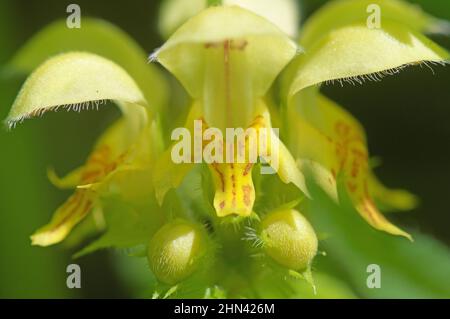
[307,179,450,298]
[288,22,449,99]
[300,0,445,48]
[6,18,168,109]
[253,270,356,298]
[5,52,148,128]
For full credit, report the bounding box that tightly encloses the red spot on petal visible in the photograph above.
[242,185,253,207]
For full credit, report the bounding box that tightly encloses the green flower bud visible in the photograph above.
[260,209,318,271]
[148,220,207,285]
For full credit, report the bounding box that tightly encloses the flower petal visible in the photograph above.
[158,0,206,39]
[31,189,96,246]
[300,0,445,48]
[158,0,299,39]
[47,166,84,189]
[210,162,256,217]
[288,22,449,98]
[32,117,153,246]
[207,101,309,218]
[5,52,148,128]
[257,102,310,197]
[368,170,418,212]
[7,18,168,108]
[297,158,338,203]
[153,103,203,204]
[155,5,297,97]
[288,92,412,239]
[223,0,299,38]
[13,52,153,246]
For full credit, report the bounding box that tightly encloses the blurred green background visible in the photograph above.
[0,0,449,298]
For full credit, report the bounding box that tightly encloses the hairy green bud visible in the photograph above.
[148,220,207,285]
[260,209,318,271]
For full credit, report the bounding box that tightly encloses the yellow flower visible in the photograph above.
[152,6,310,218]
[3,0,449,295]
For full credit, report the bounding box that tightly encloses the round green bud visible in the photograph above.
[260,209,318,271]
[148,220,207,285]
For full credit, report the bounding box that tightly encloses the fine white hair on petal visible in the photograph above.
[323,60,449,88]
[4,99,109,130]
[148,48,161,63]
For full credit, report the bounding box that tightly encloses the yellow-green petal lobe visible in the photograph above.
[5,52,147,127]
[223,0,299,38]
[47,166,84,189]
[31,190,97,246]
[154,5,298,99]
[298,158,338,203]
[34,117,153,246]
[7,18,168,109]
[288,93,412,239]
[300,0,442,48]
[158,0,299,39]
[289,22,449,98]
[368,171,419,212]
[158,0,206,39]
[257,103,310,197]
[153,103,202,204]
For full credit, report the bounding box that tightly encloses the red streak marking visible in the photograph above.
[243,163,253,176]
[361,182,379,224]
[347,182,357,193]
[331,168,337,178]
[242,185,252,207]
[351,160,359,178]
[335,121,351,137]
[213,164,225,192]
[351,149,367,161]
[53,191,92,231]
[230,40,248,50]
[81,170,102,183]
[362,198,377,224]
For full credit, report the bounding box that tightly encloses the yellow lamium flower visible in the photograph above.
[152,6,309,218]
[158,0,299,39]
[6,52,154,246]
[283,0,449,240]
[299,0,449,48]
[8,18,168,110]
[4,0,450,298]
